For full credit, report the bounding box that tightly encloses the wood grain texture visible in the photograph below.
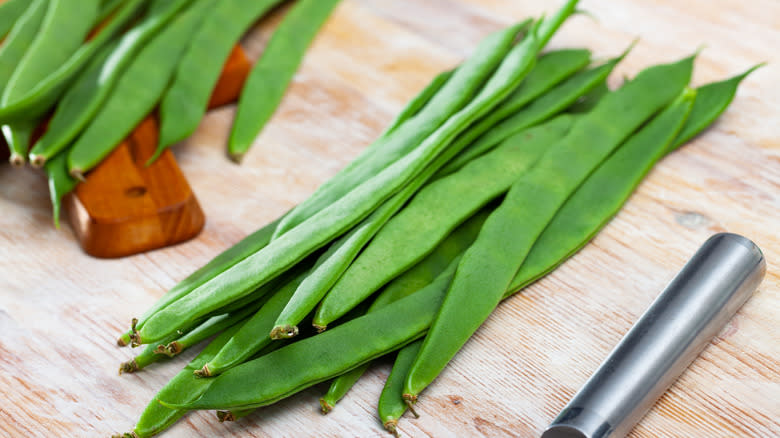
[0,0,778,437]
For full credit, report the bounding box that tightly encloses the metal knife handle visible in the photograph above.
[542,232,766,438]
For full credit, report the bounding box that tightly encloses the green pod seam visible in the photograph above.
[119,214,286,346]
[318,208,491,413]
[29,0,195,166]
[271,20,531,240]
[137,17,554,344]
[402,58,696,404]
[508,69,759,293]
[161,259,460,411]
[313,115,575,328]
[67,0,215,179]
[154,0,285,159]
[228,0,342,162]
[379,340,424,436]
[0,0,31,40]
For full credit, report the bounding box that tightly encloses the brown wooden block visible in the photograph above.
[65,45,252,258]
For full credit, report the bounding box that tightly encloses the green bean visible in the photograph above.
[153,0,285,160]
[195,269,309,377]
[313,115,575,328]
[29,0,194,167]
[439,48,627,176]
[153,305,260,358]
[228,0,342,162]
[379,340,423,436]
[567,80,609,114]
[508,69,759,293]
[0,0,31,41]
[126,323,243,438]
[161,259,460,411]
[118,214,286,347]
[381,70,454,140]
[402,57,696,406]
[425,47,590,176]
[44,152,78,228]
[0,0,147,123]
[136,14,563,345]
[119,334,177,374]
[671,64,764,150]
[318,209,489,412]
[67,0,214,179]
[272,46,581,333]
[0,0,48,166]
[271,20,532,240]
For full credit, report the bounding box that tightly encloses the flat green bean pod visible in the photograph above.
[0,0,31,41]
[161,260,460,411]
[137,14,564,345]
[228,0,342,162]
[402,57,696,405]
[195,268,309,377]
[313,116,575,328]
[125,323,244,438]
[29,0,195,166]
[118,214,287,346]
[318,209,490,412]
[439,48,627,175]
[0,0,145,123]
[271,20,531,240]
[509,69,760,292]
[379,340,424,436]
[154,0,285,159]
[67,0,215,179]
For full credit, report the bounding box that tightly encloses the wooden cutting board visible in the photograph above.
[0,0,778,437]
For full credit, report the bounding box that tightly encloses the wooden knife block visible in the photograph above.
[65,45,251,258]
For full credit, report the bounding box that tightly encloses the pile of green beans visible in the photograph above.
[0,0,341,224]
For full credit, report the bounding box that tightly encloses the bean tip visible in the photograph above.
[118,359,138,375]
[319,398,334,414]
[70,169,86,182]
[9,153,25,168]
[270,325,299,340]
[29,154,46,168]
[312,323,327,333]
[117,335,129,347]
[193,365,211,378]
[216,410,235,422]
[383,420,400,437]
[228,152,245,164]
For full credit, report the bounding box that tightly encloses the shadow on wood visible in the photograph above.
[65,45,252,258]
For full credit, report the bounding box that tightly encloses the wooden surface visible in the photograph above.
[65,45,251,258]
[0,0,778,436]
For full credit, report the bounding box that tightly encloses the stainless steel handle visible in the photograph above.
[542,232,766,438]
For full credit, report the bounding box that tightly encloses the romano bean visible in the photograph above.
[44,152,78,228]
[379,340,424,436]
[318,210,489,412]
[567,80,609,114]
[67,0,215,179]
[228,0,342,162]
[508,70,758,293]
[312,115,575,328]
[271,20,531,240]
[439,49,626,175]
[402,58,696,405]
[195,269,308,377]
[118,214,287,346]
[136,13,565,345]
[161,260,460,411]
[0,0,143,124]
[154,0,285,158]
[670,64,763,150]
[29,0,194,166]
[125,324,244,438]
[1,121,35,167]
[0,0,30,39]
